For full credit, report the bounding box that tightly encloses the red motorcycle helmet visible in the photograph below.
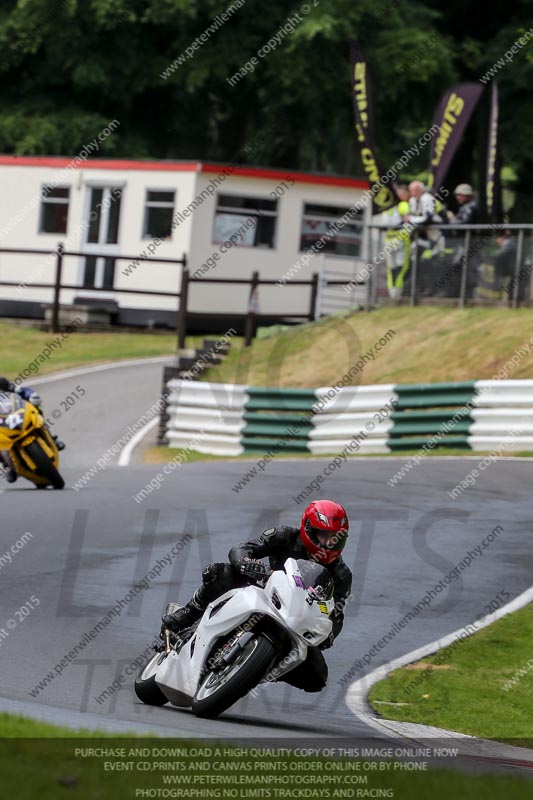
[300,500,349,565]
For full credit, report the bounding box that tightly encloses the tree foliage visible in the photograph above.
[0,0,531,211]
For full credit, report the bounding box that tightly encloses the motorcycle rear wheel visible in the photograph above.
[192,634,276,719]
[24,440,64,489]
[135,651,169,706]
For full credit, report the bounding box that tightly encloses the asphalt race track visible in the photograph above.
[1,360,532,744]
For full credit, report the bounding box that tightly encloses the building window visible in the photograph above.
[143,190,175,239]
[213,194,277,249]
[39,186,70,234]
[300,203,363,257]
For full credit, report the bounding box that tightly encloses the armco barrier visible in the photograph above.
[164,379,533,456]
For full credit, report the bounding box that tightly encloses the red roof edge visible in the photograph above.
[0,155,201,172]
[0,155,369,189]
[200,162,369,189]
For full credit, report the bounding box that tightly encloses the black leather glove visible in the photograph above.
[159,620,180,644]
[238,557,269,582]
[161,614,176,632]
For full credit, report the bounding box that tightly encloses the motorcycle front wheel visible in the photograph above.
[24,440,64,489]
[192,634,276,719]
[135,651,169,706]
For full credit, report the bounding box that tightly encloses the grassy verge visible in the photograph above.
[4,307,533,389]
[0,712,106,738]
[0,322,211,379]
[208,307,533,388]
[0,714,530,799]
[142,446,533,465]
[369,604,533,744]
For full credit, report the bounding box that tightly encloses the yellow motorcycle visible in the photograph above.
[0,391,64,489]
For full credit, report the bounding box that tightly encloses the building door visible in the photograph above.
[81,186,122,291]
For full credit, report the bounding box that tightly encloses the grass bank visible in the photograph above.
[4,308,533,389]
[0,322,200,379]
[368,604,533,744]
[208,307,533,388]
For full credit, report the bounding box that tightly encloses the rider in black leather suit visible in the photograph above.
[162,500,352,692]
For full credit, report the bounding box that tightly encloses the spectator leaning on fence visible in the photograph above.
[406,181,438,225]
[449,183,481,298]
[406,181,445,294]
[450,183,480,225]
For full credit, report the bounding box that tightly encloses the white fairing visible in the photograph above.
[154,558,333,706]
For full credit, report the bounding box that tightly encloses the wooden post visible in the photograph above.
[177,268,189,349]
[244,270,259,347]
[51,242,64,333]
[309,272,319,321]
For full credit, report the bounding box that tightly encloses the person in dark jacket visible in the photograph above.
[451,183,480,225]
[449,184,481,297]
[163,500,352,693]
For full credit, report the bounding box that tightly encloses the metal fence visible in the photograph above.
[4,226,531,349]
[366,223,533,309]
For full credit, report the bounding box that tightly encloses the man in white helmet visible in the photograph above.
[449,184,481,298]
[451,183,480,225]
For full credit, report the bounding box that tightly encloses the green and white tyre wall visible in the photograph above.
[469,380,533,451]
[309,385,396,455]
[166,379,247,456]
[164,379,533,456]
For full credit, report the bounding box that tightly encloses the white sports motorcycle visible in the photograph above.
[135,558,334,718]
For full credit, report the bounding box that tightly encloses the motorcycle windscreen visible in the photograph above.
[0,392,26,429]
[295,559,335,600]
[271,560,334,645]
